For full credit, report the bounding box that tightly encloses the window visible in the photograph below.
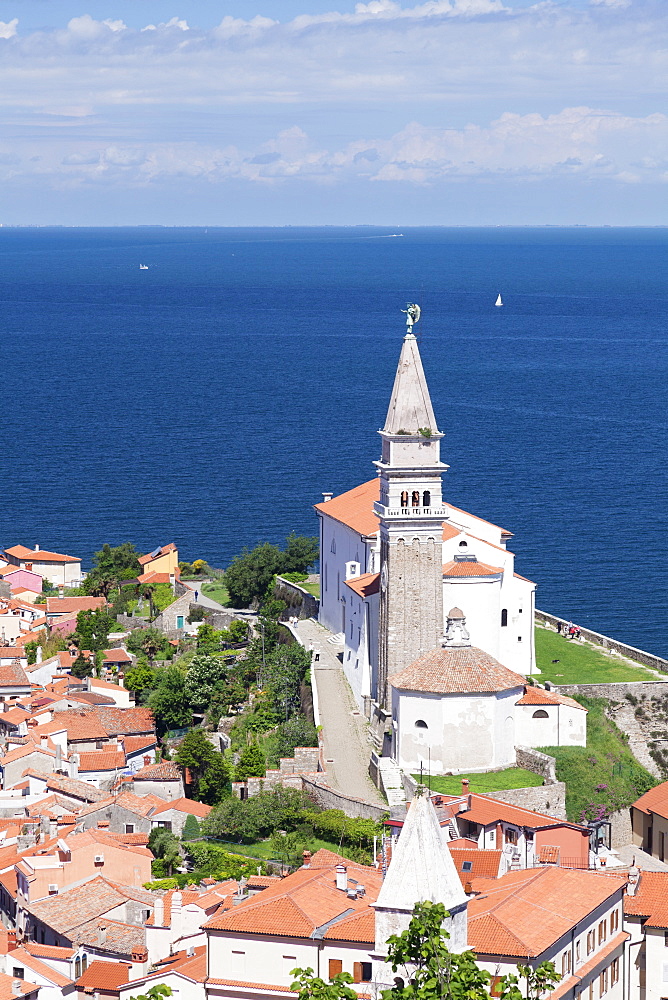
[361,963,372,983]
[519,607,523,613]
[587,930,596,955]
[125,825,134,835]
[422,491,431,508]
[82,956,87,973]
[576,941,581,964]
[75,959,81,979]
[599,920,607,945]
[501,609,508,627]
[329,960,342,980]
[415,720,428,729]
[532,710,549,719]
[412,491,420,507]
[611,959,619,986]
[461,861,473,872]
[504,827,518,845]
[490,978,502,998]
[518,636,523,642]
[599,969,608,996]
[562,951,572,976]
[458,541,468,548]
[12,969,23,980]
[610,909,619,932]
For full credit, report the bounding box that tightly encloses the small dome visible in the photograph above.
[447,607,465,620]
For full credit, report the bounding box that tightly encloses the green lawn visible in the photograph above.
[534,626,656,685]
[202,581,230,606]
[413,767,544,795]
[540,696,656,822]
[206,836,349,862]
[299,582,320,598]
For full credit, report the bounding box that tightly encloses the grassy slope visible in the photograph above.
[299,582,320,598]
[535,626,656,685]
[202,581,230,606]
[540,696,656,822]
[206,835,352,862]
[414,768,544,795]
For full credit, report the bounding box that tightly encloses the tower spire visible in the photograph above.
[383,333,438,436]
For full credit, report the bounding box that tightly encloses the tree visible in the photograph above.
[71,653,94,678]
[202,787,312,842]
[148,667,192,736]
[175,729,230,805]
[127,627,167,665]
[274,715,318,759]
[84,543,141,596]
[290,968,357,1000]
[72,608,117,653]
[149,828,182,875]
[182,814,201,841]
[225,542,284,608]
[129,985,172,1000]
[195,623,223,655]
[192,559,208,575]
[235,742,266,781]
[264,643,311,721]
[281,533,318,574]
[124,663,158,699]
[185,654,227,710]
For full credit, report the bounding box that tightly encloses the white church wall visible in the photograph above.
[317,513,375,635]
[393,687,521,775]
[515,703,587,748]
[342,588,378,712]
[442,579,502,664]
[498,573,535,676]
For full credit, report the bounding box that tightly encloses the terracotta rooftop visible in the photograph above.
[314,479,381,538]
[0,662,31,688]
[433,793,581,832]
[204,849,381,941]
[343,573,380,599]
[5,546,80,564]
[76,959,130,990]
[624,871,668,927]
[77,750,127,772]
[10,946,73,988]
[75,916,146,954]
[80,790,165,818]
[23,943,75,960]
[468,866,625,957]
[149,946,207,984]
[133,761,181,781]
[390,646,525,695]
[150,796,212,818]
[449,848,501,884]
[632,783,668,821]
[516,685,587,711]
[101,649,132,663]
[0,973,40,1000]
[0,649,25,663]
[205,979,294,994]
[45,597,106,616]
[27,875,155,937]
[442,560,503,578]
[138,543,177,566]
[46,774,107,802]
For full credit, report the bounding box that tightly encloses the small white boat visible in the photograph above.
[139,264,149,270]
[495,293,503,307]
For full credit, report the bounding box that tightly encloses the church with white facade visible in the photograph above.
[315,312,586,775]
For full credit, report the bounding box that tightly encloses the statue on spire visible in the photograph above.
[401,303,421,334]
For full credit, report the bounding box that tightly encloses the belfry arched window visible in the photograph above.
[412,491,420,507]
[422,490,431,508]
[401,491,408,507]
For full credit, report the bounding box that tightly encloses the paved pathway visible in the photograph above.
[612,844,668,872]
[181,580,230,613]
[293,618,385,807]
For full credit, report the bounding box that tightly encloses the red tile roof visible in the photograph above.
[450,848,501,883]
[0,662,31,688]
[10,947,73,988]
[442,560,502,578]
[314,480,381,537]
[204,852,381,941]
[624,871,668,927]
[0,973,40,1000]
[343,573,380,599]
[77,751,126,772]
[150,796,212,818]
[5,546,80,564]
[76,960,130,990]
[390,646,525,695]
[433,793,579,832]
[23,943,75,960]
[149,946,207,983]
[133,761,181,781]
[101,649,132,663]
[138,543,177,566]
[632,783,668,821]
[516,685,586,711]
[206,980,294,994]
[45,598,106,616]
[468,867,625,957]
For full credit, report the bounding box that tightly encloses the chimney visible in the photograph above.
[170,891,182,935]
[335,865,347,891]
[98,924,107,945]
[7,932,17,952]
[302,850,311,868]
[626,864,640,897]
[321,492,333,503]
[153,896,164,927]
[461,778,470,796]
[55,745,62,771]
[356,885,365,897]
[464,881,473,896]
[169,573,175,594]
[36,646,42,665]
[58,585,64,599]
[71,753,79,778]
[12,980,22,995]
[34,545,39,552]
[40,736,48,750]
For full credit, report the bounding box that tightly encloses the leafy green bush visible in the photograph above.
[182,814,201,841]
[302,809,385,852]
[184,842,269,880]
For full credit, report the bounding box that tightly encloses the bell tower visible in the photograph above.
[375,312,448,710]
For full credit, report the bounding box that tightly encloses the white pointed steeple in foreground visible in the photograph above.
[372,791,468,957]
[383,333,438,436]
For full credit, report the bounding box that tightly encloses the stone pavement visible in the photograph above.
[611,844,668,872]
[293,618,385,807]
[181,580,229,613]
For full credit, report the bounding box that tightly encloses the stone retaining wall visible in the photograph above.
[233,748,321,798]
[274,576,319,620]
[481,783,567,820]
[300,775,389,821]
[516,746,558,783]
[554,681,668,700]
[536,609,668,673]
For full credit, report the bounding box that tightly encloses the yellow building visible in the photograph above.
[138,543,179,579]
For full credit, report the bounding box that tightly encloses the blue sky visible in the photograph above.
[0,0,666,224]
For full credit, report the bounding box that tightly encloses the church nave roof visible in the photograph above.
[390,645,525,695]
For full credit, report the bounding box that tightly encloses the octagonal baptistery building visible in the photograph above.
[389,610,525,774]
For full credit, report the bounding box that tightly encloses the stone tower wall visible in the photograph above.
[378,529,443,708]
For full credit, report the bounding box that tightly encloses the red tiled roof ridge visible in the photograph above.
[390,646,525,696]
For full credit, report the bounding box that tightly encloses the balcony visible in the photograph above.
[374,503,448,518]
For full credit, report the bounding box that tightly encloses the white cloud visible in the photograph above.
[0,18,18,39]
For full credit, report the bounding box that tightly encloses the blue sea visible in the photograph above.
[0,227,666,656]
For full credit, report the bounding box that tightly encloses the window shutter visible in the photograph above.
[353,963,363,984]
[329,960,343,980]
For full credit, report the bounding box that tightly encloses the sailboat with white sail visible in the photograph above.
[495,293,503,307]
